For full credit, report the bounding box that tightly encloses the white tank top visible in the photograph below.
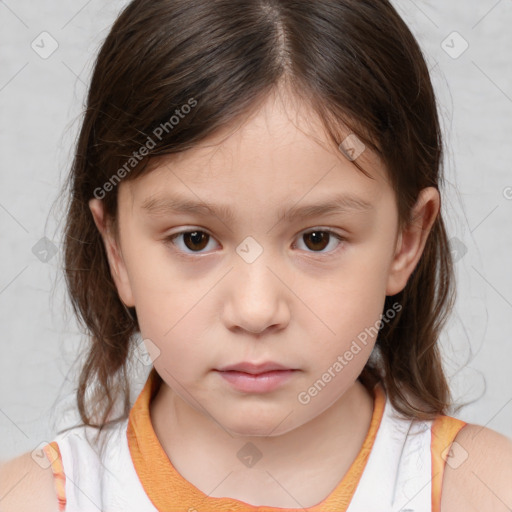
[42,373,465,512]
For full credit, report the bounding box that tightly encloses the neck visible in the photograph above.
[150,377,375,508]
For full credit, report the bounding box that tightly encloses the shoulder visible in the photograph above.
[0,448,59,512]
[441,423,512,511]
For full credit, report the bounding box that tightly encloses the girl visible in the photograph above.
[1,0,511,511]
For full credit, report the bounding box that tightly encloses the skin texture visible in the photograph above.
[440,424,512,511]
[1,90,510,512]
[88,86,440,507]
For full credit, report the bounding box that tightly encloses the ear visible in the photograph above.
[386,187,440,296]
[88,198,135,307]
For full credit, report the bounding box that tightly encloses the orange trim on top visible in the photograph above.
[430,415,467,512]
[127,368,386,512]
[42,441,67,512]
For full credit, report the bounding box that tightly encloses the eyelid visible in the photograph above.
[165,227,220,257]
[292,228,346,257]
[164,226,346,257]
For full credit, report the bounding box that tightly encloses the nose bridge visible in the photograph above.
[234,234,279,295]
[223,234,288,332]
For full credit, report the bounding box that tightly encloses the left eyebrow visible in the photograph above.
[140,192,374,224]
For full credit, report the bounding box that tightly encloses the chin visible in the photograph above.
[227,423,289,438]
[219,408,302,438]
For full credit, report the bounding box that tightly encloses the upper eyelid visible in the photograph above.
[167,227,345,252]
[167,226,345,238]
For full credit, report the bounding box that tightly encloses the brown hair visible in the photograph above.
[59,0,456,438]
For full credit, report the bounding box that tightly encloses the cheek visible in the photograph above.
[151,341,200,385]
[125,262,215,375]
[136,294,210,367]
[296,253,389,326]
[125,242,177,293]
[292,258,388,371]
[123,240,195,315]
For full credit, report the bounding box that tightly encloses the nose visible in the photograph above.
[221,253,290,336]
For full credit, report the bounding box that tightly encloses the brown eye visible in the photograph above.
[166,230,216,253]
[182,231,209,251]
[296,229,344,254]
[303,231,329,251]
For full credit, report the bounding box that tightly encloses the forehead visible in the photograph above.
[121,89,391,213]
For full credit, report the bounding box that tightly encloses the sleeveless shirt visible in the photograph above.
[42,368,466,512]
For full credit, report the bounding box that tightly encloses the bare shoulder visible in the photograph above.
[0,448,59,512]
[441,423,512,512]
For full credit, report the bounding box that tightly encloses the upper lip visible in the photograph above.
[216,362,294,374]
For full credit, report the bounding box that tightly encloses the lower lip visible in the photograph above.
[216,370,297,393]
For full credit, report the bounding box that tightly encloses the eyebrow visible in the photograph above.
[141,192,374,224]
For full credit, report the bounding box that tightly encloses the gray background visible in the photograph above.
[1,0,511,461]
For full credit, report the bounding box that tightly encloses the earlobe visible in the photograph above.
[88,198,136,307]
[385,187,440,296]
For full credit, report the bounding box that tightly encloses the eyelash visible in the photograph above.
[164,228,346,258]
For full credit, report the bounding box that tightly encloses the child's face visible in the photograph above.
[90,89,436,436]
